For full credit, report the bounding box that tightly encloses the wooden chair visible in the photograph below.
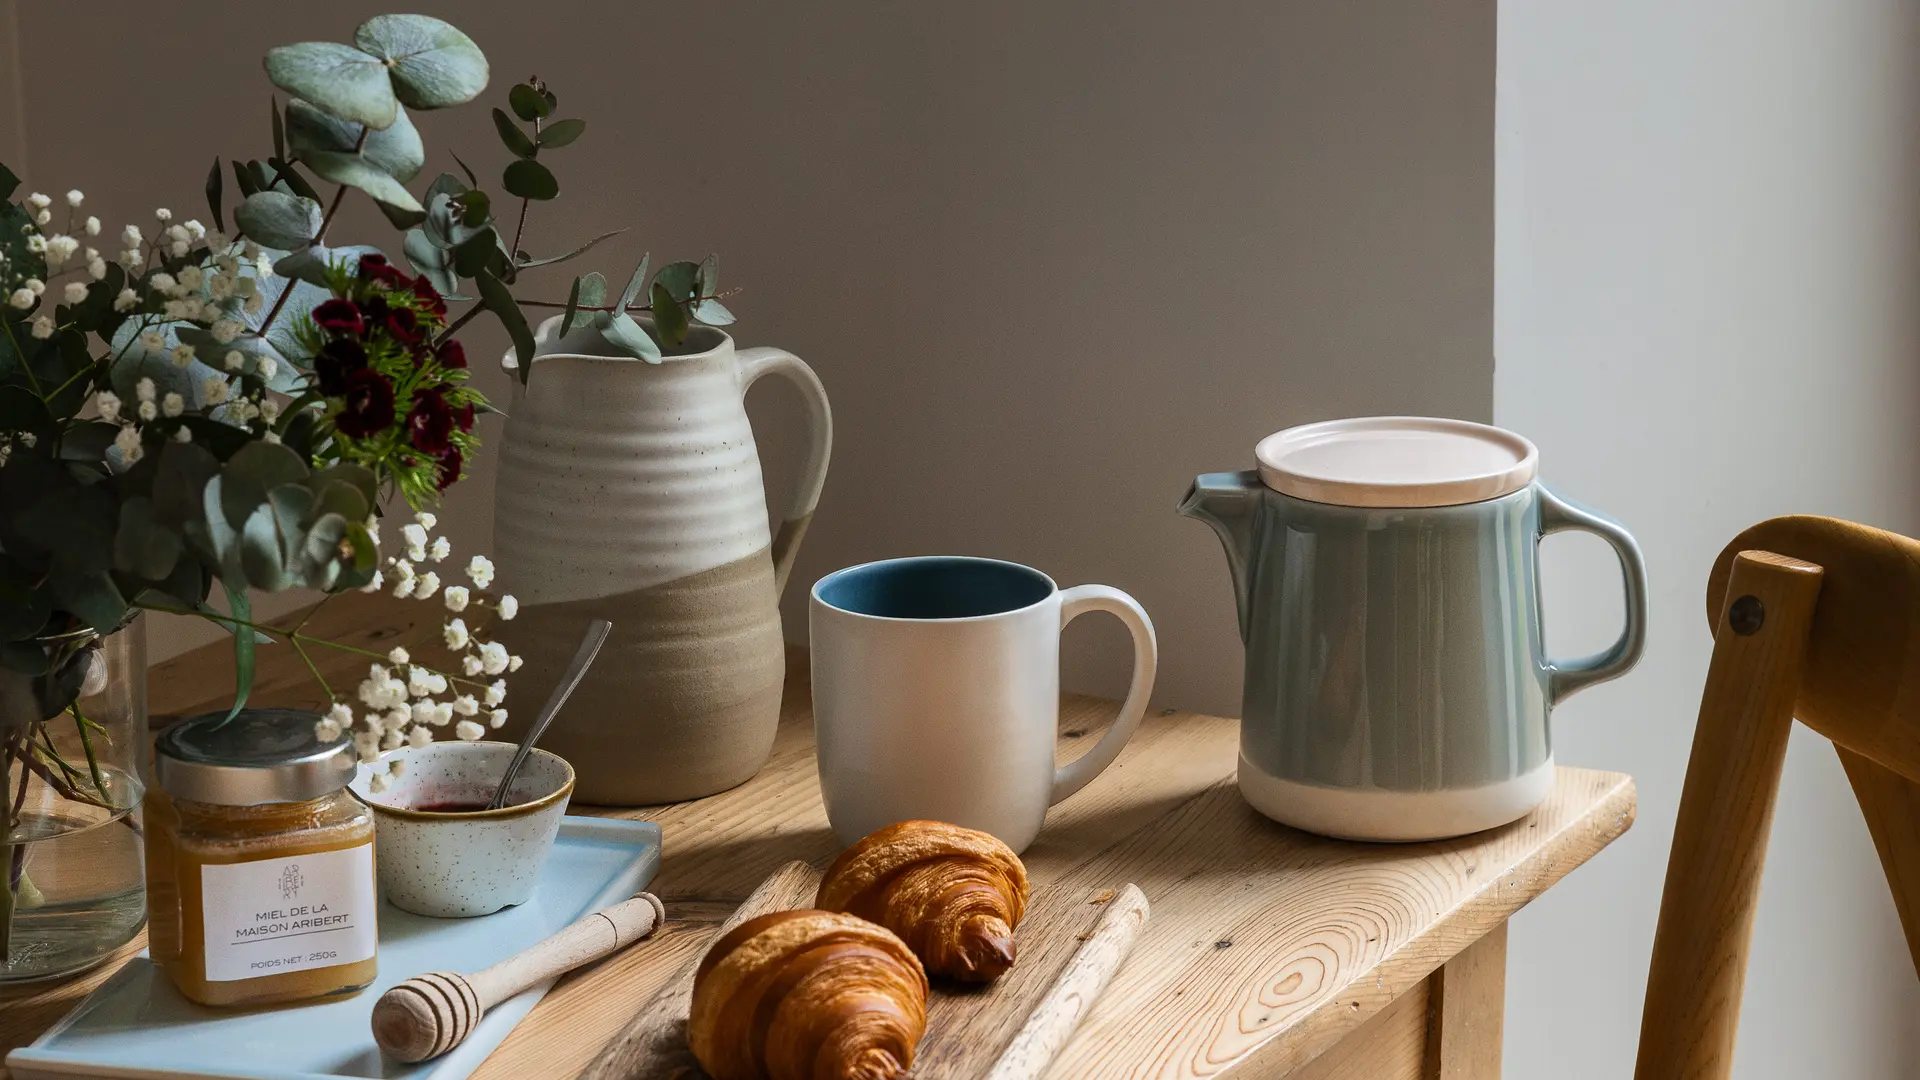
[1636,515,1920,1079]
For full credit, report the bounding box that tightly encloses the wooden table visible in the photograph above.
[1,593,1635,1079]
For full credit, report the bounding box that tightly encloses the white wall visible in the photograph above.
[6,0,1495,715]
[1497,1,1920,1076]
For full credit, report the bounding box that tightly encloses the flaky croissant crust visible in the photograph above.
[817,820,1031,982]
[689,909,929,1080]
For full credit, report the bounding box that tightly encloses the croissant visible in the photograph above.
[816,820,1030,982]
[688,909,929,1080]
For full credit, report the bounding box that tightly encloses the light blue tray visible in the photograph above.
[7,816,662,1080]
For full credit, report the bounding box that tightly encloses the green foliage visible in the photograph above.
[502,159,557,201]
[234,191,322,249]
[265,15,486,130]
[285,98,425,182]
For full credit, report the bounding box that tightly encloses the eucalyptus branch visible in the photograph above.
[313,183,351,247]
[434,303,485,347]
[137,601,498,694]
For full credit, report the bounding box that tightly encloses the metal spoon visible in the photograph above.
[486,618,612,811]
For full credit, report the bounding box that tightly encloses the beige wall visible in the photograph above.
[7,0,1494,716]
[1496,0,1920,1075]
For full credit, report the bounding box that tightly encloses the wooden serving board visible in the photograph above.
[585,862,1140,1079]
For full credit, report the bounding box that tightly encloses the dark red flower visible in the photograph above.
[455,400,476,432]
[409,276,447,318]
[336,370,396,437]
[434,444,463,491]
[312,298,364,336]
[313,337,369,395]
[384,306,423,347]
[407,389,455,453]
[356,253,409,288]
[436,339,467,369]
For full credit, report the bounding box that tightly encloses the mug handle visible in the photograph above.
[1050,585,1159,804]
[1538,486,1650,705]
[738,347,834,596]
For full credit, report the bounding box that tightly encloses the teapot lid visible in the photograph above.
[1254,417,1537,508]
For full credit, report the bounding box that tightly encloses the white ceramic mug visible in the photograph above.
[809,556,1157,853]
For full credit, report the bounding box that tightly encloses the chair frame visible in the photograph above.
[1635,516,1920,1079]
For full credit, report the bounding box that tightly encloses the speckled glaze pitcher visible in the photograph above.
[1181,417,1647,841]
[494,316,830,805]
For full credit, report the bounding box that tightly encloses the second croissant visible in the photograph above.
[816,820,1031,982]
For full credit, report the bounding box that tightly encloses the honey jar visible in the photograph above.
[144,708,378,1007]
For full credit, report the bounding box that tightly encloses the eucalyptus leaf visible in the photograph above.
[492,108,536,158]
[270,246,343,288]
[264,157,323,203]
[239,504,287,590]
[263,41,398,130]
[538,119,586,148]
[232,159,261,198]
[353,15,489,110]
[18,483,116,576]
[699,253,720,296]
[205,158,225,233]
[516,228,625,270]
[299,513,350,588]
[618,254,650,311]
[302,150,423,212]
[309,478,370,526]
[404,228,458,295]
[286,98,425,182]
[233,191,322,250]
[47,569,127,637]
[452,226,508,279]
[271,97,285,161]
[458,189,491,226]
[425,172,467,206]
[0,581,50,642]
[508,83,550,121]
[476,267,536,384]
[600,312,663,363]
[222,583,254,722]
[114,497,183,581]
[502,158,558,201]
[0,163,17,202]
[654,260,701,304]
[450,151,478,188]
[650,280,689,347]
[560,276,582,337]
[307,463,378,509]
[267,485,316,566]
[57,422,121,463]
[576,271,608,310]
[220,441,310,530]
[693,297,736,326]
[151,441,221,529]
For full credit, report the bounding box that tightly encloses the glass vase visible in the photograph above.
[0,617,148,983]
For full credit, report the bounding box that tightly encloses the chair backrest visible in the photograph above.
[1635,516,1920,1080]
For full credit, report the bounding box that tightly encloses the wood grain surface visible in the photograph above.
[0,591,1638,1079]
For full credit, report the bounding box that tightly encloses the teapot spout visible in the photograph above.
[1178,470,1265,643]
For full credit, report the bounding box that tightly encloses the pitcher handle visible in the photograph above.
[739,347,833,596]
[1050,585,1159,804]
[1538,486,1649,705]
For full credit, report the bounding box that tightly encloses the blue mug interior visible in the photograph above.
[815,557,1053,619]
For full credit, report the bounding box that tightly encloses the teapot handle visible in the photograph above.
[739,347,833,596]
[1538,486,1649,704]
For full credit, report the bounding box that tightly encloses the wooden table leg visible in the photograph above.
[1424,921,1507,1080]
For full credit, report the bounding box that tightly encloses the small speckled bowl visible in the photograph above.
[349,741,575,918]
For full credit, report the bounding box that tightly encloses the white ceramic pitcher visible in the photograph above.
[494,315,830,804]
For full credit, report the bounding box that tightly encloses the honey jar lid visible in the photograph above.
[154,708,357,806]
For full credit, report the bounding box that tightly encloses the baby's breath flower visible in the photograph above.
[384,707,410,732]
[381,727,406,751]
[87,258,107,280]
[135,377,156,402]
[260,397,281,422]
[24,193,49,210]
[244,293,264,315]
[489,708,509,729]
[44,235,78,265]
[484,680,506,707]
[314,717,342,742]
[429,536,451,563]
[262,431,281,444]
[508,655,523,672]
[172,427,192,443]
[29,315,53,339]
[149,272,175,293]
[120,224,142,247]
[96,391,122,424]
[183,219,205,240]
[32,209,50,227]
[24,278,42,295]
[393,575,416,599]
[327,702,353,728]
[353,731,380,763]
[455,719,485,741]
[467,555,495,589]
[138,329,165,352]
[497,595,519,620]
[462,655,484,676]
[113,424,142,465]
[359,569,385,594]
[84,216,100,236]
[414,571,440,599]
[170,343,195,368]
[137,400,157,421]
[64,190,83,208]
[401,522,429,561]
[209,319,241,344]
[415,511,438,530]
[154,208,171,223]
[452,694,479,716]
[407,726,432,749]
[25,234,46,255]
[112,287,137,311]
[9,288,34,310]
[479,641,510,676]
[223,349,244,371]
[368,770,391,794]
[200,376,228,405]
[177,265,203,291]
[257,355,277,380]
[443,617,470,650]
[388,646,410,666]
[442,585,469,612]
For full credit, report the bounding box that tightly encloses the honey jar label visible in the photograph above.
[198,842,378,982]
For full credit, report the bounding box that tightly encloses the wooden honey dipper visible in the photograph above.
[371,892,666,1063]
